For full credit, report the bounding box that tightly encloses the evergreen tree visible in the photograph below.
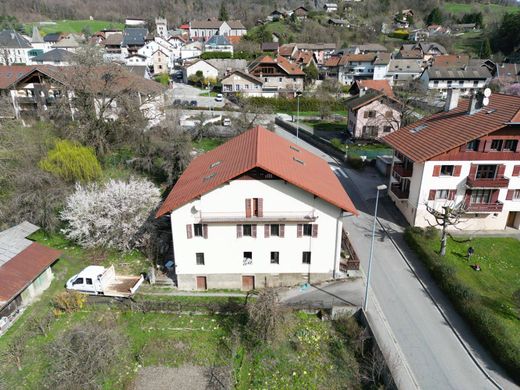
[481,37,492,59]
[425,8,443,26]
[304,62,319,84]
[218,2,229,21]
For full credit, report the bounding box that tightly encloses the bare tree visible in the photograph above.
[246,288,285,344]
[1,335,25,371]
[425,203,467,256]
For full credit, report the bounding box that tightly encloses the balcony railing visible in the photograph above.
[466,176,509,188]
[340,230,360,271]
[393,164,413,178]
[465,201,504,213]
[197,210,317,223]
[390,183,409,199]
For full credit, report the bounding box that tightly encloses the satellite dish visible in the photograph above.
[483,88,491,98]
[482,97,489,106]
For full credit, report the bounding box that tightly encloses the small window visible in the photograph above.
[270,224,280,236]
[466,139,479,151]
[303,224,312,236]
[244,251,252,260]
[383,126,392,133]
[513,190,520,201]
[270,251,279,264]
[504,140,518,151]
[302,251,311,264]
[72,278,84,285]
[440,165,454,176]
[436,189,449,200]
[368,110,376,118]
[196,253,205,265]
[86,278,93,285]
[194,224,203,237]
[243,224,252,236]
[490,140,503,151]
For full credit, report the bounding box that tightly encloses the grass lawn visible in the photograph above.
[445,2,520,25]
[284,110,348,118]
[25,20,124,35]
[407,230,520,379]
[303,120,348,132]
[192,137,225,152]
[453,31,485,56]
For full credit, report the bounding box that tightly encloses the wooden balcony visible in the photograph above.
[341,230,360,271]
[390,183,409,199]
[465,201,504,213]
[197,210,317,223]
[466,176,509,189]
[393,164,413,178]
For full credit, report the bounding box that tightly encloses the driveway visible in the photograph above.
[168,83,226,109]
[274,126,518,390]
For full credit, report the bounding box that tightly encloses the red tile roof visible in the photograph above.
[276,55,305,75]
[381,93,520,162]
[354,80,394,97]
[431,54,469,68]
[0,65,35,89]
[324,56,340,67]
[279,44,296,57]
[227,36,242,45]
[0,242,61,304]
[156,126,357,216]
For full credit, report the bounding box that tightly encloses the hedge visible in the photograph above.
[405,227,520,382]
[242,96,346,112]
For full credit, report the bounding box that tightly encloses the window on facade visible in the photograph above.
[244,251,252,260]
[270,224,280,236]
[470,189,492,204]
[476,165,497,179]
[473,81,478,86]
[303,224,312,236]
[513,190,520,201]
[466,139,480,151]
[447,81,452,87]
[367,110,376,118]
[490,140,503,151]
[86,278,93,285]
[196,253,205,265]
[440,165,454,176]
[194,224,203,237]
[504,140,518,151]
[459,80,464,86]
[433,81,439,86]
[302,251,311,264]
[383,126,392,133]
[270,251,279,264]
[243,224,252,236]
[435,189,449,199]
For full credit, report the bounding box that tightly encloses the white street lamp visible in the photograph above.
[363,184,387,312]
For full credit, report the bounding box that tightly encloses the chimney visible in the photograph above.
[468,91,483,115]
[359,86,368,97]
[444,89,460,112]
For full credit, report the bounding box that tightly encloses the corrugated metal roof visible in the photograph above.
[156,126,358,217]
[0,221,40,266]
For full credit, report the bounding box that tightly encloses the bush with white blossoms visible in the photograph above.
[61,178,161,251]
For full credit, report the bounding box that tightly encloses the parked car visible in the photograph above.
[189,100,198,107]
[222,118,231,126]
[173,99,181,106]
[66,265,144,298]
[215,93,223,102]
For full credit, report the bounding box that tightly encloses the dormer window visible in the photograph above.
[466,139,480,151]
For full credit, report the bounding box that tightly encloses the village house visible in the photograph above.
[247,55,305,96]
[102,33,123,62]
[180,41,203,60]
[346,90,402,139]
[206,58,248,78]
[386,59,423,86]
[323,3,339,13]
[29,48,73,66]
[292,7,309,20]
[349,79,394,97]
[155,126,358,290]
[327,52,390,84]
[51,33,82,52]
[221,70,264,96]
[121,28,149,56]
[0,222,61,335]
[203,35,233,55]
[419,66,491,97]
[382,91,520,231]
[151,49,170,74]
[0,30,33,65]
[182,59,219,84]
[188,20,246,41]
[400,42,447,63]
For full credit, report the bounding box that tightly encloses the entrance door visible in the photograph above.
[196,276,207,290]
[507,212,518,228]
[242,275,255,291]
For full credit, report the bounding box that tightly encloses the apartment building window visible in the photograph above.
[303,224,312,236]
[243,251,253,266]
[473,81,479,87]
[471,189,492,204]
[436,189,449,199]
[196,253,205,265]
[270,224,280,236]
[513,190,520,201]
[476,165,497,179]
[302,251,311,264]
[243,224,252,236]
[383,126,392,133]
[466,139,480,151]
[270,251,279,264]
[504,140,518,151]
[194,223,203,237]
[440,165,454,176]
[490,140,503,151]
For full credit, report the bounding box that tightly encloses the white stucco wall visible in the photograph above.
[170,179,345,288]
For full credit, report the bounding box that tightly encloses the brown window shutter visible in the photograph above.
[497,164,506,177]
[237,224,242,238]
[506,190,514,201]
[448,190,456,200]
[186,224,193,239]
[297,224,303,237]
[257,198,264,217]
[245,199,251,218]
[312,224,318,238]
[252,224,257,238]
[264,224,270,238]
[513,165,520,176]
[428,190,436,200]
[203,224,208,239]
[469,164,477,178]
[491,190,499,203]
[432,165,441,177]
[484,140,492,152]
[280,224,285,238]
[453,165,462,177]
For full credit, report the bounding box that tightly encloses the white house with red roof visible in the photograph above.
[382,91,520,231]
[156,126,358,290]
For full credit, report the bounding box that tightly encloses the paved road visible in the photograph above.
[168,83,226,109]
[274,126,518,390]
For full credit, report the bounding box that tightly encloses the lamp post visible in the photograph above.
[363,184,387,312]
[296,89,302,141]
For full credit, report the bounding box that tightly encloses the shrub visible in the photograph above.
[52,291,86,315]
[39,140,102,183]
[330,138,346,152]
[347,156,364,170]
[154,73,170,86]
[60,178,161,250]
